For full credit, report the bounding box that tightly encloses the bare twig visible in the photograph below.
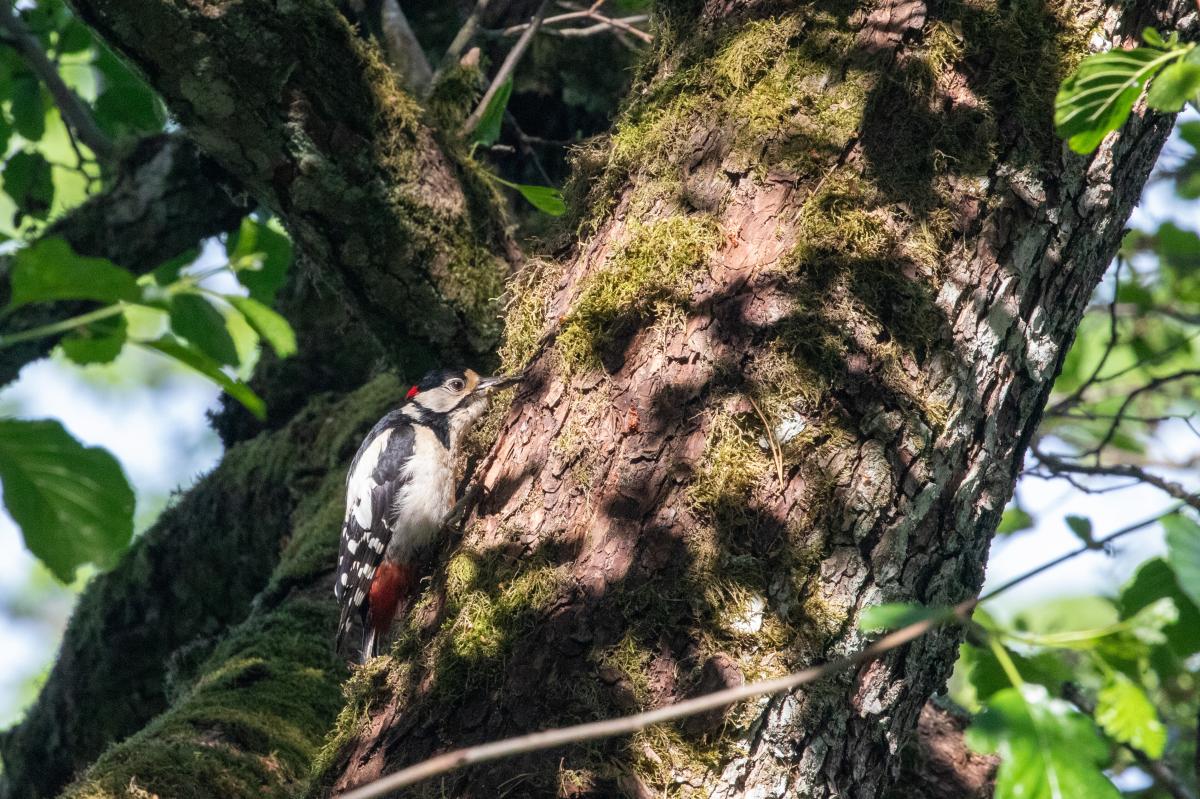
[1077,369,1200,461]
[460,0,549,135]
[1033,446,1200,512]
[495,11,651,41]
[379,0,433,94]
[336,505,1182,799]
[339,607,960,799]
[0,1,115,162]
[1062,684,1197,799]
[461,0,550,137]
[1046,260,1123,417]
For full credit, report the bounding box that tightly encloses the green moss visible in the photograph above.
[426,552,566,697]
[308,656,394,784]
[557,216,721,371]
[64,599,345,799]
[688,412,770,515]
[57,378,415,799]
[497,258,563,371]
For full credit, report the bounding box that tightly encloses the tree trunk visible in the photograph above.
[0,0,1190,797]
[324,0,1189,795]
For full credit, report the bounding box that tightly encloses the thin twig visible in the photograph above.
[337,505,1183,799]
[461,0,551,137]
[977,504,1179,602]
[0,1,115,162]
[338,607,960,799]
[494,11,651,41]
[1033,446,1200,512]
[1046,259,1123,417]
[747,395,784,490]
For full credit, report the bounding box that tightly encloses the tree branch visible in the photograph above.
[71,0,515,369]
[0,135,246,388]
[378,0,433,94]
[0,1,115,161]
[461,0,550,136]
[1032,447,1200,512]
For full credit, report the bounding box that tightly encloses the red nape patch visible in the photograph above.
[368,561,414,638]
[406,385,419,400]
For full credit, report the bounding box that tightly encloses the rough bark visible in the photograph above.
[887,702,996,799]
[4,0,1192,797]
[0,135,245,387]
[322,0,1192,796]
[70,0,515,370]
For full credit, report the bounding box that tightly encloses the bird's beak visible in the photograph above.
[475,373,522,392]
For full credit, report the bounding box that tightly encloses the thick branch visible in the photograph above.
[69,0,514,372]
[0,135,245,387]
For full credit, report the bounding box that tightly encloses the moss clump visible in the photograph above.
[557,216,721,371]
[688,412,770,515]
[427,552,566,696]
[497,258,564,371]
[308,656,394,788]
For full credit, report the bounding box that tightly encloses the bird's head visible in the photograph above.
[404,367,520,432]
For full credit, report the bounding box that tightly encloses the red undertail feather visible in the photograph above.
[406,385,419,400]
[368,561,413,641]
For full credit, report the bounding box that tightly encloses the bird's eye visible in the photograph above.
[447,379,466,392]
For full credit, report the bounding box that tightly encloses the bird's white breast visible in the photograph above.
[386,425,453,560]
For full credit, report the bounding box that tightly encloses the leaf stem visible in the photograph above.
[988,635,1026,690]
[0,304,124,349]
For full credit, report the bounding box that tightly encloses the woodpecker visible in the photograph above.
[334,367,518,661]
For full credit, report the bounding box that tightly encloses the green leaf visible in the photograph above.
[59,313,127,365]
[1065,515,1094,545]
[1142,28,1166,48]
[1146,60,1200,111]
[1154,221,1200,273]
[858,603,950,632]
[1095,674,1166,757]
[140,336,265,419]
[92,46,165,138]
[226,217,292,303]
[1055,47,1181,154]
[151,248,199,286]
[0,418,135,582]
[168,293,239,367]
[514,183,567,216]
[3,150,54,220]
[10,76,46,141]
[997,506,1035,535]
[966,685,1122,799]
[1120,557,1200,656]
[226,296,296,358]
[94,85,165,137]
[471,77,512,147]
[1163,512,1200,610]
[8,238,138,307]
[963,642,1073,701]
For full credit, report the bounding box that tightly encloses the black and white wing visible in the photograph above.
[334,413,415,654]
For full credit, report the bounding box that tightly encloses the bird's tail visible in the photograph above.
[360,627,378,665]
